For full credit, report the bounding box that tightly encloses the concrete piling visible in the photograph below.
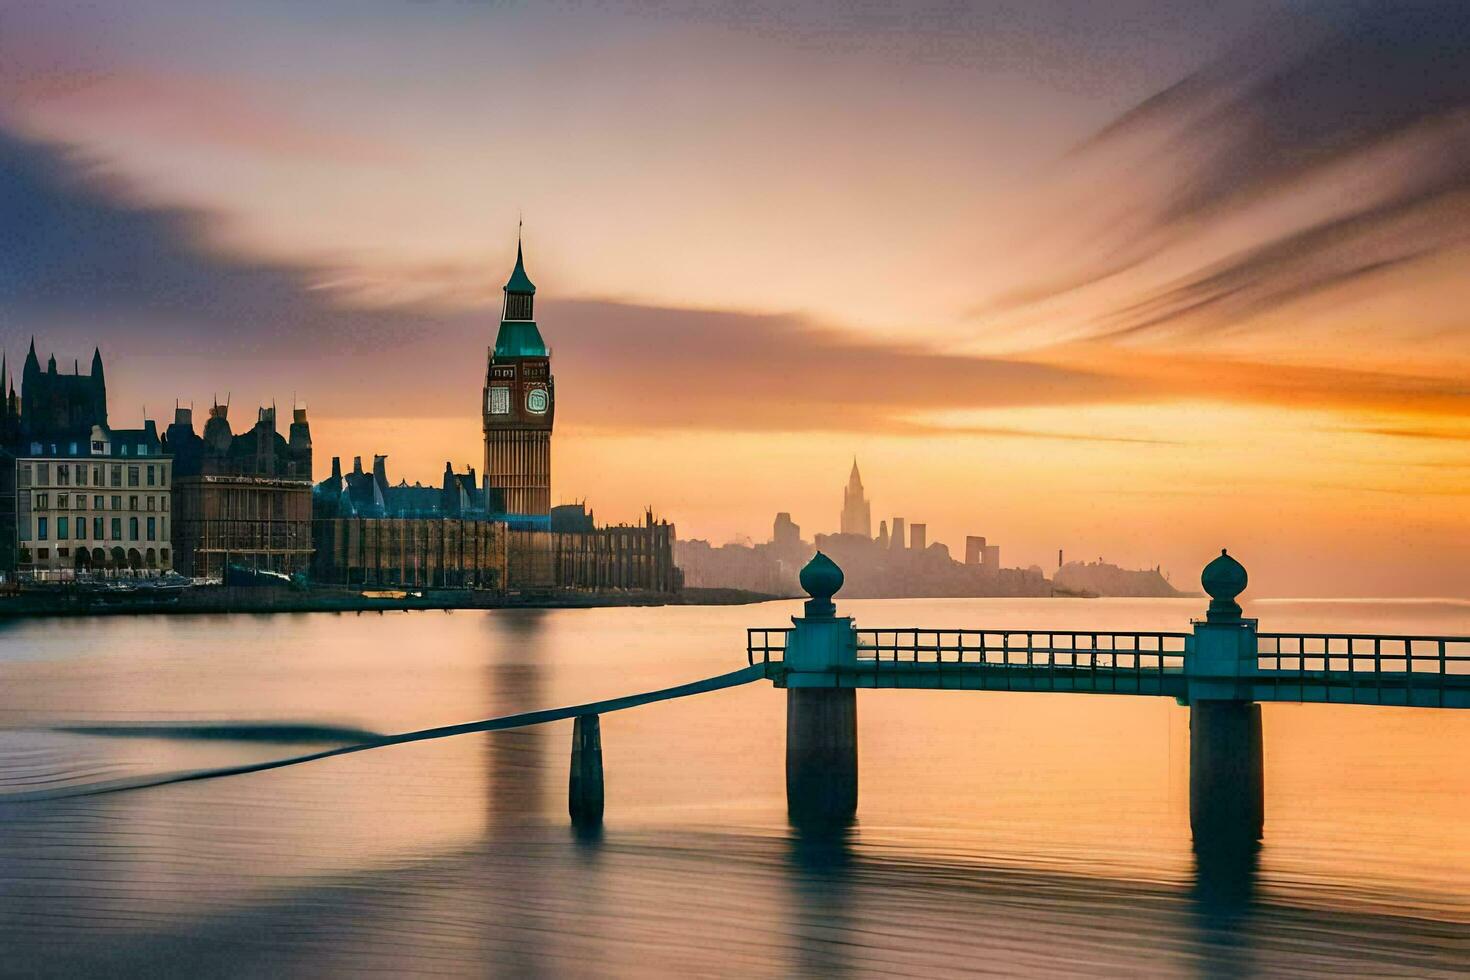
[569,713,604,828]
[1189,699,1263,843]
[786,687,858,829]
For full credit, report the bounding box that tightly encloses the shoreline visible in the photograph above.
[0,585,786,620]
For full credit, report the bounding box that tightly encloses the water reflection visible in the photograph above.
[786,825,856,976]
[0,599,1464,974]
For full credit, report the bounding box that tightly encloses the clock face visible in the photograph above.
[526,388,549,414]
[488,387,510,415]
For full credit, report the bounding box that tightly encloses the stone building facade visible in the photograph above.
[1,343,173,576]
[164,403,313,578]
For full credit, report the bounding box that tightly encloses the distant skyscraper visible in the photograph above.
[877,519,889,549]
[773,511,801,548]
[840,459,872,537]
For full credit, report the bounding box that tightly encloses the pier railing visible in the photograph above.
[1252,631,1470,707]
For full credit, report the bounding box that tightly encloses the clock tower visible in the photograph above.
[483,237,554,526]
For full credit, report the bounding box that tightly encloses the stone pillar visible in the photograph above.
[787,687,857,828]
[1189,699,1263,842]
[568,713,604,827]
[784,552,859,829]
[1186,549,1263,844]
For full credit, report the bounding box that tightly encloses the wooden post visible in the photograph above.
[1189,699,1263,842]
[786,687,857,829]
[569,713,604,827]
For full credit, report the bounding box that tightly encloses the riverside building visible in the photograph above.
[0,343,172,575]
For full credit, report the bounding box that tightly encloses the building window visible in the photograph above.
[128,517,139,541]
[93,517,104,539]
[77,518,86,540]
[111,517,122,540]
[161,548,170,562]
[147,465,156,486]
[137,444,147,456]
[110,466,122,487]
[57,494,68,509]
[37,517,47,540]
[119,444,128,456]
[129,495,138,511]
[37,463,50,485]
[161,493,169,510]
[489,386,510,415]
[92,466,102,484]
[91,440,104,453]
[146,517,156,541]
[111,495,121,510]
[37,548,48,560]
[18,464,31,487]
[94,495,104,510]
[35,492,48,509]
[57,516,68,538]
[57,465,70,486]
[77,466,87,486]
[128,466,139,487]
[69,442,78,454]
[147,495,155,511]
[58,547,69,558]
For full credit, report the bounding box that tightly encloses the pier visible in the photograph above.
[754,549,1468,841]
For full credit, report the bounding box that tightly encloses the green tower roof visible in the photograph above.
[493,320,547,358]
[504,240,536,295]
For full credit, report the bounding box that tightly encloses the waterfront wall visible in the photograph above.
[312,515,679,594]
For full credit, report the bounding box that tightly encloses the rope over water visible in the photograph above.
[0,665,769,804]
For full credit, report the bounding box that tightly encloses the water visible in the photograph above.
[0,597,1466,976]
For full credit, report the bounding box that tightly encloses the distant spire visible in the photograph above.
[90,346,104,378]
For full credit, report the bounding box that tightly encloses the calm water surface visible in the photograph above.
[0,596,1466,976]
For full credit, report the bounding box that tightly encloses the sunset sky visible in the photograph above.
[1,1,1466,596]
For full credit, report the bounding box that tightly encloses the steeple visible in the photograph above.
[492,231,547,357]
[502,233,536,321]
[23,337,38,377]
[848,458,863,490]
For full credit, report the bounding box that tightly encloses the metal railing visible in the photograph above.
[748,627,1189,694]
[747,628,788,666]
[1255,632,1470,706]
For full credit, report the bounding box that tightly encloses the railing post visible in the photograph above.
[1185,550,1264,843]
[785,553,859,829]
[568,713,604,828]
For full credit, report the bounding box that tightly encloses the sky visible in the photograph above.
[0,0,1467,597]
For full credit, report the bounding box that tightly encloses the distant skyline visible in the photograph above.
[2,1,1467,597]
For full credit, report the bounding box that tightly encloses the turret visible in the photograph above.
[91,348,107,426]
[288,406,312,480]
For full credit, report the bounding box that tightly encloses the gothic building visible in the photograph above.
[163,402,314,578]
[1,341,173,575]
[840,459,872,537]
[311,235,677,596]
[483,240,554,528]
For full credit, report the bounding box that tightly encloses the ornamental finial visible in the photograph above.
[1201,548,1248,623]
[799,551,844,618]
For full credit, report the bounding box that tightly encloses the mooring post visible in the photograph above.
[1185,550,1264,842]
[568,713,604,828]
[785,553,859,829]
